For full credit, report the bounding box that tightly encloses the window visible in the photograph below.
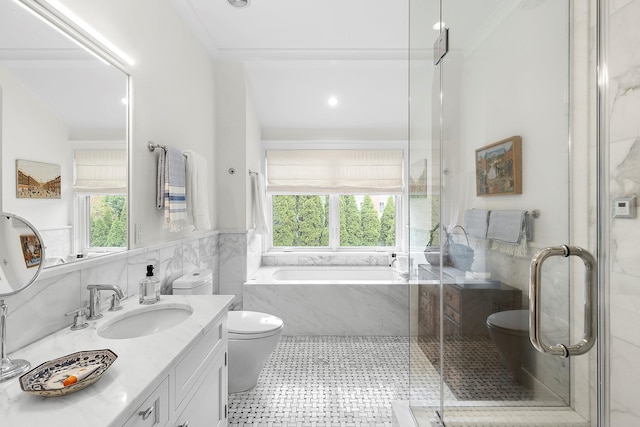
[74,149,127,252]
[265,147,403,250]
[88,195,127,248]
[271,194,397,249]
[272,195,329,247]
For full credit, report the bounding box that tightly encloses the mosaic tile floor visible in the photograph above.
[228,336,567,426]
[228,336,415,426]
[417,335,564,404]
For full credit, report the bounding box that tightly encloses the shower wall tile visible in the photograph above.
[609,0,640,424]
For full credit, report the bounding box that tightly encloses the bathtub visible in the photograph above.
[243,266,408,336]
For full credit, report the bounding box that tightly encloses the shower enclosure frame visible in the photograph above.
[407,0,607,424]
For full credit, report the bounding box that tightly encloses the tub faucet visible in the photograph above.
[87,284,125,320]
[388,252,398,267]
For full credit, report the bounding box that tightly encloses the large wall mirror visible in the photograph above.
[0,0,129,268]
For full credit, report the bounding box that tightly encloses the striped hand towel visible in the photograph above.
[162,147,187,232]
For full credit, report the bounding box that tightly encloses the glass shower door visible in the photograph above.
[408,0,599,425]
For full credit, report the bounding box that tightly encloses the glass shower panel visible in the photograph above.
[408,0,443,414]
[439,0,572,409]
[408,0,598,424]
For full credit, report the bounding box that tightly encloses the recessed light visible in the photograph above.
[228,0,250,8]
[328,97,338,107]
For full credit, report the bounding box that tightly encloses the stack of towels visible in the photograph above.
[463,209,532,257]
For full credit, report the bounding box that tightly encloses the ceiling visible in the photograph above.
[171,0,413,132]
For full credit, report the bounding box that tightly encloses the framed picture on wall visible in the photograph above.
[475,136,522,196]
[16,159,61,199]
[20,235,42,268]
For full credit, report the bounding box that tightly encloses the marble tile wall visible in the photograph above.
[3,231,221,354]
[219,231,248,310]
[244,281,409,336]
[608,0,640,424]
[262,252,391,267]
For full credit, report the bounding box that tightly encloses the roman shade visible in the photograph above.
[266,149,404,194]
[73,150,127,193]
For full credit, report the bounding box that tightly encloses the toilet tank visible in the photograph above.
[172,269,213,295]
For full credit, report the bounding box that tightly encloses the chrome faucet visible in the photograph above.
[388,252,398,267]
[87,284,125,320]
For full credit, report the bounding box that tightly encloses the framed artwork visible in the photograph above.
[475,136,522,196]
[20,235,42,268]
[16,159,61,199]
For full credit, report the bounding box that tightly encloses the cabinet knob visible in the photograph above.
[445,293,452,300]
[139,406,154,420]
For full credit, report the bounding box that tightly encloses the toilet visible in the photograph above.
[172,270,284,394]
[486,309,530,383]
[172,269,214,295]
[227,310,283,393]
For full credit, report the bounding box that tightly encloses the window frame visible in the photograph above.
[263,140,408,253]
[74,193,128,255]
[267,193,402,252]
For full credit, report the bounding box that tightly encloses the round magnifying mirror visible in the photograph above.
[0,212,44,382]
[0,213,44,296]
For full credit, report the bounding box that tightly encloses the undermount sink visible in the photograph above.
[97,303,193,339]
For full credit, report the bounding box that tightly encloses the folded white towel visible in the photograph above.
[487,210,526,243]
[184,150,212,231]
[251,172,270,235]
[464,209,490,239]
[487,210,528,258]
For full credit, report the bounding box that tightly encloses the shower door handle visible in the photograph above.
[529,245,597,358]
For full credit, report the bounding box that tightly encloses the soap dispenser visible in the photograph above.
[139,264,160,305]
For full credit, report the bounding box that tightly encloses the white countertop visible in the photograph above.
[0,295,234,427]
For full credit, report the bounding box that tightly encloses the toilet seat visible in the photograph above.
[486,310,529,337]
[228,311,284,340]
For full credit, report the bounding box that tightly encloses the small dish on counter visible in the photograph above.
[19,349,117,397]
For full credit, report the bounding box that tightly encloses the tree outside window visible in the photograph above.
[272,194,396,248]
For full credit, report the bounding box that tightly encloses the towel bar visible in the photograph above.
[527,210,540,219]
[148,141,186,158]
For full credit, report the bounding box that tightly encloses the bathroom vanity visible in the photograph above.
[417,264,522,337]
[0,295,233,427]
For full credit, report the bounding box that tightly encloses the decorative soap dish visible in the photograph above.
[19,349,117,397]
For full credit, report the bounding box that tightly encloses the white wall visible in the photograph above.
[57,0,217,248]
[451,1,569,248]
[215,61,261,231]
[0,67,71,230]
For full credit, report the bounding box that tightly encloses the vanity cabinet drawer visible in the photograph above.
[443,285,461,311]
[443,304,461,326]
[174,317,225,409]
[123,377,169,427]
